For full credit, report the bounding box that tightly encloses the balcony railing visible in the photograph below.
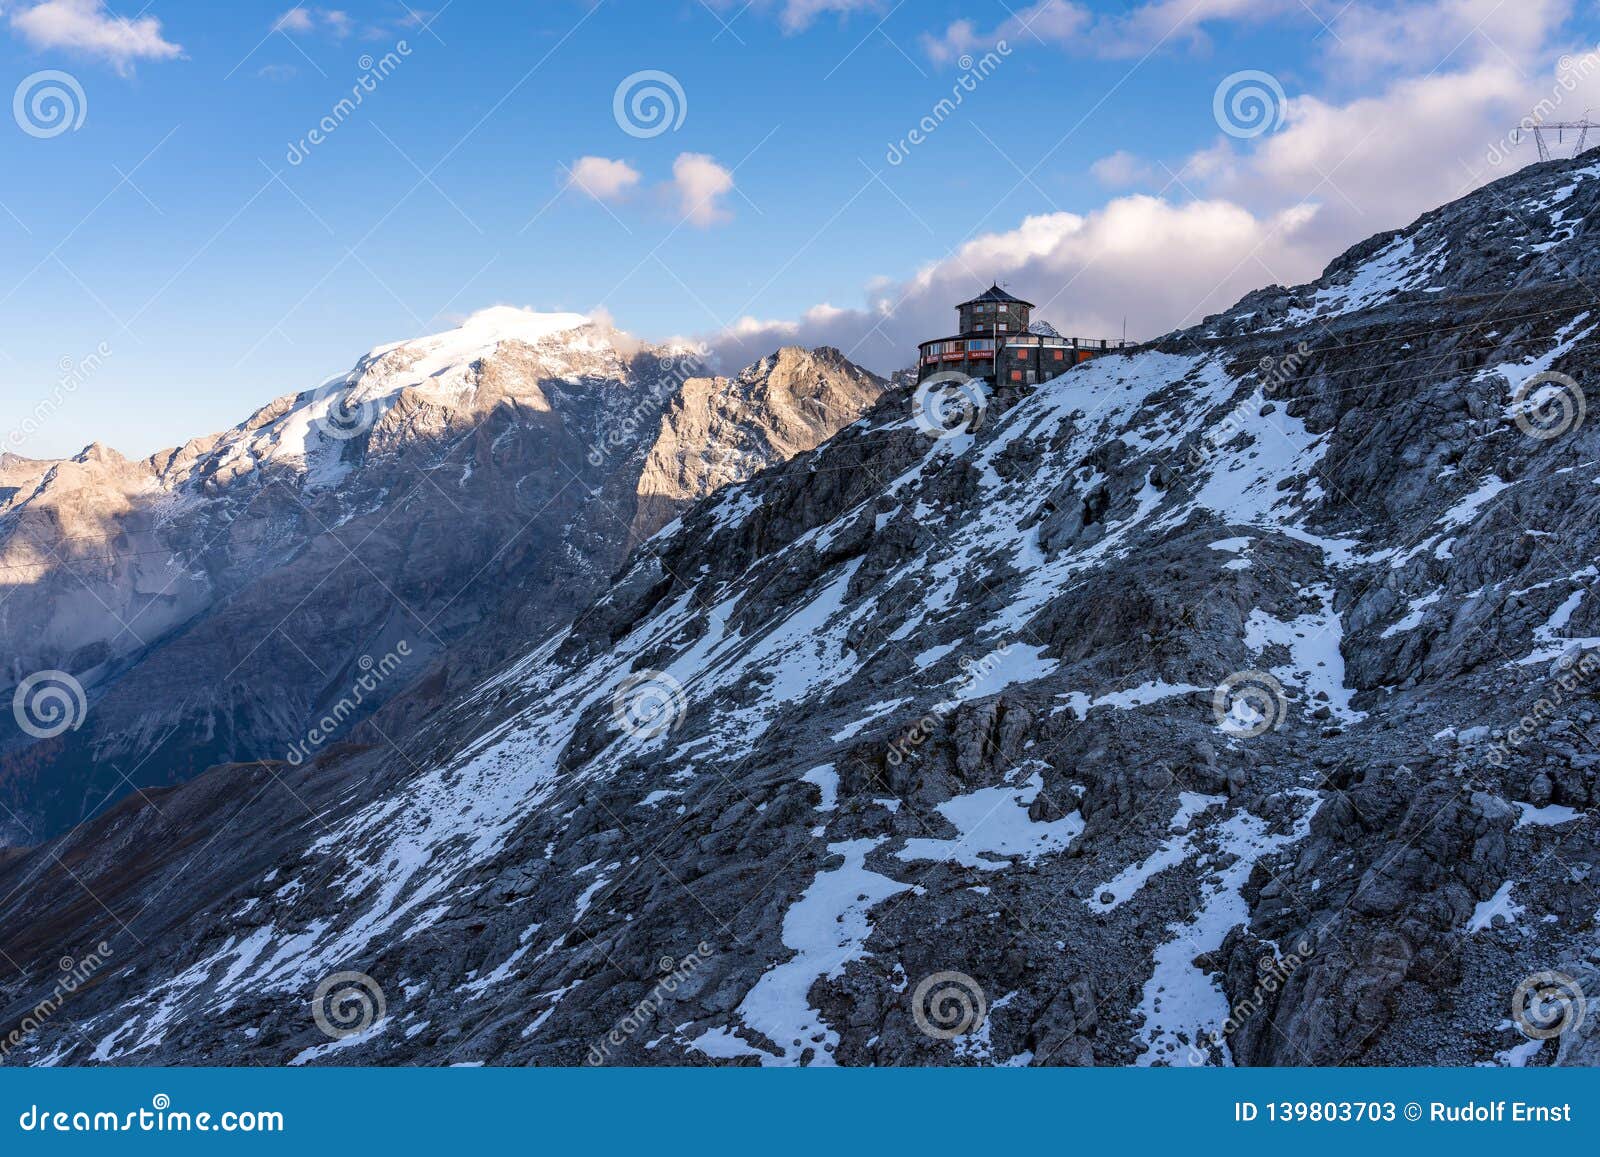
[920,336,1138,355]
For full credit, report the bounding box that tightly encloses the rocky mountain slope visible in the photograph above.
[632,346,884,538]
[3,153,1600,1067]
[0,312,885,846]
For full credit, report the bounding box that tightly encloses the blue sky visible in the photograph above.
[1,0,1594,458]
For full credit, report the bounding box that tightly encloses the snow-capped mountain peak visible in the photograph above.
[0,308,886,850]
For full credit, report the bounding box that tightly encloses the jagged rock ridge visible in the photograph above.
[0,310,885,845]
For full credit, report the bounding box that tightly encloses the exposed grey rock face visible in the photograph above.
[3,155,1600,1069]
[0,311,884,845]
[632,346,885,538]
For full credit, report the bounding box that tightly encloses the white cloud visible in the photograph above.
[567,156,642,202]
[274,7,316,33]
[1097,0,1300,56]
[723,0,1303,55]
[708,0,883,32]
[711,0,1600,375]
[561,154,735,225]
[923,0,1579,66]
[778,0,882,31]
[1193,20,1596,228]
[1325,0,1574,75]
[708,195,1325,374]
[1090,150,1155,188]
[924,1,1090,65]
[671,153,736,228]
[922,0,1298,64]
[1229,67,1531,224]
[275,6,357,38]
[8,0,182,74]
